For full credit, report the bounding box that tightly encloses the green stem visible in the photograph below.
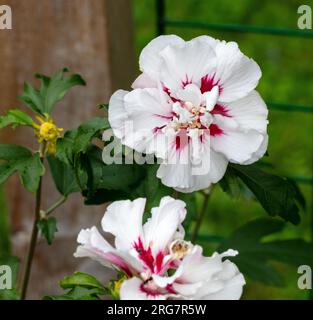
[191,191,211,243]
[21,166,43,300]
[44,195,67,216]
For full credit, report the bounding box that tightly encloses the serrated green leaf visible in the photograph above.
[47,156,80,196]
[0,109,33,129]
[218,218,313,287]
[0,144,45,193]
[56,117,109,165]
[37,217,57,245]
[20,153,45,193]
[19,68,86,115]
[228,164,304,225]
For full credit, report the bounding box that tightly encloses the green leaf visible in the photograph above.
[60,272,105,291]
[0,144,45,193]
[47,156,80,196]
[227,163,304,225]
[86,146,144,191]
[0,109,33,129]
[37,217,58,245]
[0,256,20,300]
[218,218,313,287]
[81,146,144,204]
[19,68,86,115]
[43,272,106,300]
[56,117,110,165]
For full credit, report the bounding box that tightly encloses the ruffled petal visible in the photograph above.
[101,198,146,251]
[226,90,268,133]
[143,196,187,257]
[108,90,129,139]
[74,227,136,275]
[159,38,216,92]
[139,35,185,81]
[211,114,265,163]
[121,88,172,157]
[213,41,261,102]
[131,73,157,89]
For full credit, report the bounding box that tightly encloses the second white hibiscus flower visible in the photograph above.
[74,196,245,300]
[108,35,268,192]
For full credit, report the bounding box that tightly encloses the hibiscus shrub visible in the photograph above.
[0,35,310,300]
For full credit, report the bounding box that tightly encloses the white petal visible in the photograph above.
[139,35,185,81]
[122,88,172,156]
[204,86,219,111]
[101,198,146,251]
[226,90,268,133]
[157,143,193,190]
[159,38,216,92]
[241,133,268,165]
[213,41,261,102]
[211,115,264,163]
[174,84,202,107]
[108,90,129,139]
[157,135,228,193]
[189,35,219,49]
[175,246,224,284]
[131,73,157,89]
[120,277,167,300]
[203,273,245,300]
[144,196,187,256]
[74,227,139,274]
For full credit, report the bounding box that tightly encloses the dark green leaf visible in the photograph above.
[47,156,80,196]
[228,163,304,225]
[19,68,86,115]
[0,109,33,129]
[0,144,45,193]
[218,218,313,287]
[38,217,58,245]
[85,145,144,191]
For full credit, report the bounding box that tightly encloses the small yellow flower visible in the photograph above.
[33,114,63,155]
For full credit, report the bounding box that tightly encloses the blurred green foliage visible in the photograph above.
[133,0,313,299]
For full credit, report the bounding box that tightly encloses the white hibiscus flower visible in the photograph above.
[108,35,268,192]
[74,197,245,300]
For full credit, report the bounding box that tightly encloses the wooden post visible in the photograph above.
[0,0,135,298]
